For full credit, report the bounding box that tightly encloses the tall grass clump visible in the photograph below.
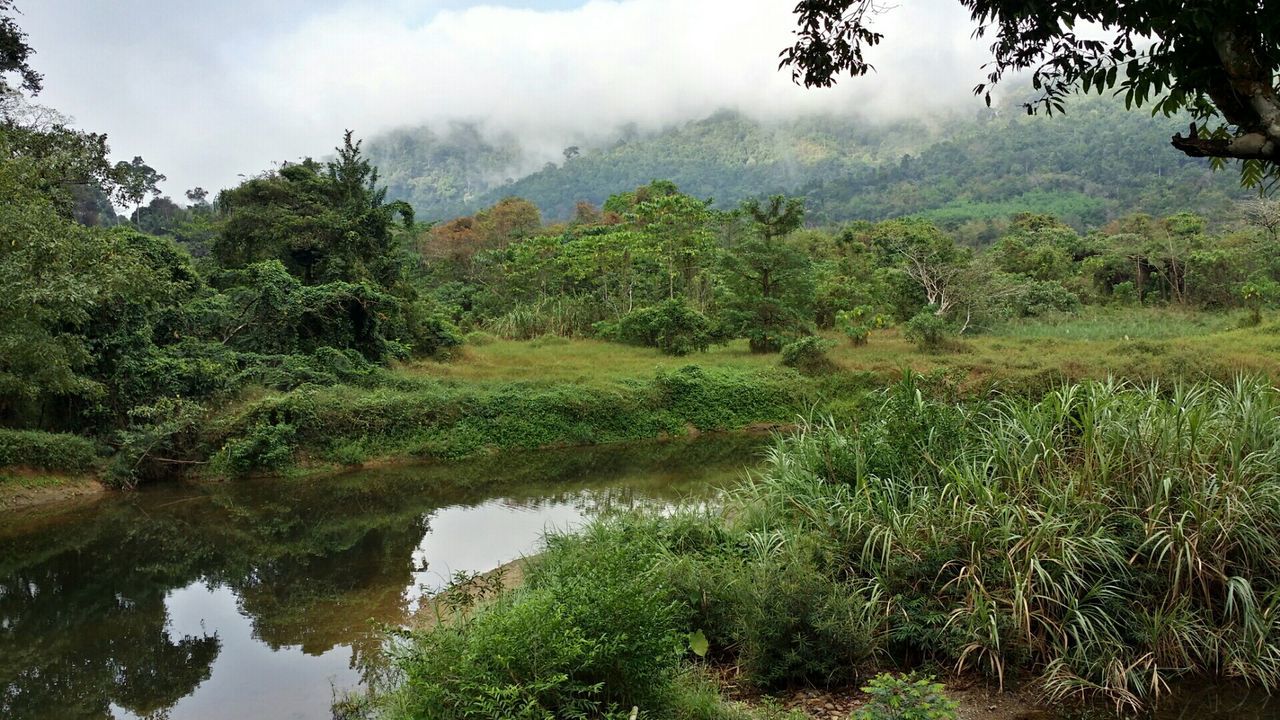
[488,296,605,340]
[726,375,1280,712]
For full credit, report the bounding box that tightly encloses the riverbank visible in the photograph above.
[4,311,1278,513]
[0,473,105,513]
[359,376,1280,720]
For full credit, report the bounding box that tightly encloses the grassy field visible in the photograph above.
[404,309,1280,391]
[11,308,1280,494]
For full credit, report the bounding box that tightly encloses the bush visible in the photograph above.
[1011,280,1081,317]
[903,309,955,352]
[1111,280,1138,305]
[383,521,682,720]
[210,420,298,476]
[836,306,885,346]
[611,300,713,356]
[406,309,463,359]
[853,674,957,720]
[780,337,835,374]
[0,429,98,473]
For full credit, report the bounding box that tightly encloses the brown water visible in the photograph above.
[0,435,763,720]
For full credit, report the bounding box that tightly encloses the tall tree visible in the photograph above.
[782,0,1280,185]
[720,196,815,352]
[112,156,166,218]
[215,131,413,287]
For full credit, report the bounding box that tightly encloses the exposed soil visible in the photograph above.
[409,556,534,629]
[0,474,106,514]
[768,684,1051,720]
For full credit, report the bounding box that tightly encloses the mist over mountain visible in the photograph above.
[367,93,1248,231]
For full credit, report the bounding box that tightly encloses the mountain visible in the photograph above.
[365,95,1249,229]
[362,122,526,221]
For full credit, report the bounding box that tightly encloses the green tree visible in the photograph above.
[720,196,815,352]
[111,156,165,218]
[215,131,413,287]
[634,189,715,307]
[782,0,1280,184]
[0,0,41,96]
[871,219,970,316]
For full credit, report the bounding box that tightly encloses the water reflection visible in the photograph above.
[0,435,761,720]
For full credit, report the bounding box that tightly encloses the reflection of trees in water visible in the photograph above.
[0,481,433,718]
[0,527,220,720]
[0,434,764,718]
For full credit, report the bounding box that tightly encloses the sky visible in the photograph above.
[16,0,993,199]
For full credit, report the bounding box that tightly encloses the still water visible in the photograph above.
[0,436,763,720]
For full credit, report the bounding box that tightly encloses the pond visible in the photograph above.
[0,435,765,720]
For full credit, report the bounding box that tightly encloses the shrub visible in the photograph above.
[612,300,713,356]
[1011,280,1081,317]
[383,521,682,720]
[836,306,877,346]
[0,429,97,473]
[1111,280,1138,305]
[780,337,835,374]
[107,397,206,488]
[211,420,298,476]
[903,309,955,352]
[407,310,463,359]
[853,674,958,720]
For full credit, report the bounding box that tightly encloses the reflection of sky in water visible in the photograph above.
[410,497,587,601]
[114,583,357,720]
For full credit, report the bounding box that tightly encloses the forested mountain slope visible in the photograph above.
[367,95,1249,228]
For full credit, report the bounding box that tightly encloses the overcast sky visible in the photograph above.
[17,0,992,198]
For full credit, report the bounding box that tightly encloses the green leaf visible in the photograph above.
[686,629,709,657]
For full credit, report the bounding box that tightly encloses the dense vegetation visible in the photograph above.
[6,79,1280,490]
[359,375,1280,718]
[9,3,1280,718]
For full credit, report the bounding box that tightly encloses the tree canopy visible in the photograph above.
[783,0,1280,186]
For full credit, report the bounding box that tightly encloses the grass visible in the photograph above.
[990,307,1246,340]
[204,365,815,476]
[404,310,1280,394]
[401,337,778,384]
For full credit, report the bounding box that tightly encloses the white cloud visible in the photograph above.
[21,0,992,199]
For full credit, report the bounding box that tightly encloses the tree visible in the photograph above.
[872,219,970,316]
[720,196,815,352]
[0,1,41,96]
[782,0,1280,186]
[633,188,715,307]
[112,156,166,217]
[1241,197,1280,240]
[215,131,413,287]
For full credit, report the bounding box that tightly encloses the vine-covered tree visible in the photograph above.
[215,131,414,287]
[783,0,1280,186]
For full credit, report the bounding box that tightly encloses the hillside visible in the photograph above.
[366,95,1250,228]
